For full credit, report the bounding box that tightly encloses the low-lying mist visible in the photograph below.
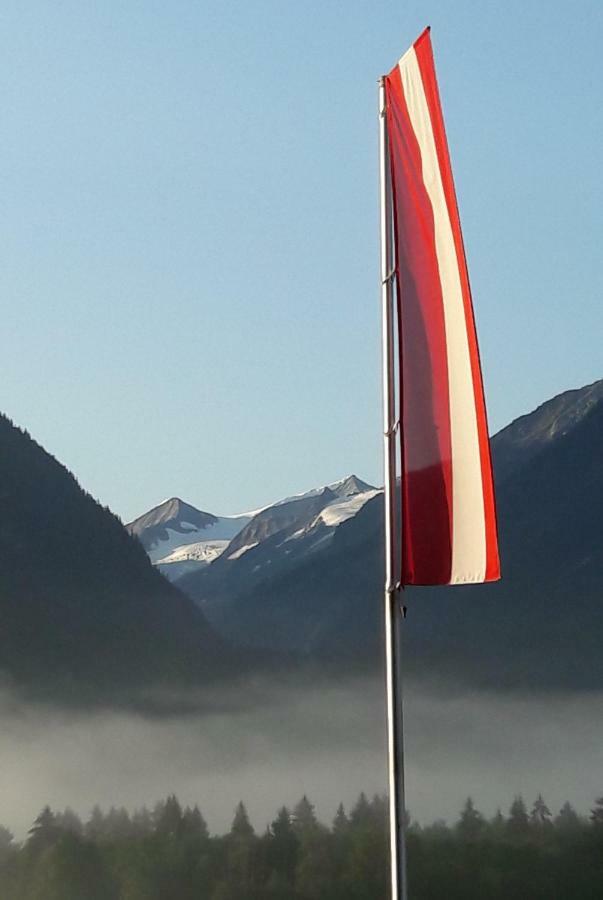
[0,675,600,838]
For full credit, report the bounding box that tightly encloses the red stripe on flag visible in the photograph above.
[413,32,500,581]
[384,67,453,585]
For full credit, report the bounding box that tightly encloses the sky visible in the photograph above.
[1,0,601,522]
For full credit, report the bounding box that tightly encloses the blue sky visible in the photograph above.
[1,0,601,521]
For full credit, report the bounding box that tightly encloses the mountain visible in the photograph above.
[128,475,375,583]
[178,482,379,626]
[0,414,238,705]
[217,475,375,564]
[491,379,603,484]
[126,498,251,580]
[176,379,603,690]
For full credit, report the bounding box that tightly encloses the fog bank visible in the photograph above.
[0,677,600,838]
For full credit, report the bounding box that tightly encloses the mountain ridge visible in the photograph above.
[127,475,376,580]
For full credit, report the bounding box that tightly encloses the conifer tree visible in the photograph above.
[456,797,484,840]
[271,807,293,839]
[269,807,298,883]
[182,804,209,839]
[56,808,83,835]
[230,801,254,839]
[104,806,132,840]
[332,803,349,835]
[507,795,530,837]
[369,794,388,829]
[530,793,552,827]
[489,808,505,836]
[292,796,318,834]
[27,806,59,853]
[131,805,153,837]
[590,796,603,826]
[155,794,182,837]
[85,805,106,841]
[350,792,372,829]
[30,832,114,900]
[554,801,582,831]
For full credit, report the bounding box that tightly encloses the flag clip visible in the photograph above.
[381,267,396,285]
[384,419,399,437]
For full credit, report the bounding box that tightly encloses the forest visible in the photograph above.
[0,791,601,899]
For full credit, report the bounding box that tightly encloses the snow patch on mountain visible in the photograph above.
[147,515,250,563]
[316,489,381,528]
[227,542,259,561]
[283,488,380,545]
[156,539,231,580]
[156,541,230,566]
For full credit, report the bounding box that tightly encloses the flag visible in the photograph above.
[384,28,500,586]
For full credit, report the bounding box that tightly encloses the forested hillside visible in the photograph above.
[0,414,233,704]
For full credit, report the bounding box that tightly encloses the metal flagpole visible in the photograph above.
[379,76,408,900]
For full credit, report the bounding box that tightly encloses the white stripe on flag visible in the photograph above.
[398,49,486,583]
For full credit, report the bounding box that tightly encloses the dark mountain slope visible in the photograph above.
[0,414,233,704]
[491,379,603,485]
[404,389,603,690]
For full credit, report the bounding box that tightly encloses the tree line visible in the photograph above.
[0,792,602,899]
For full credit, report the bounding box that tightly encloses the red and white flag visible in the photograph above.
[385,28,500,586]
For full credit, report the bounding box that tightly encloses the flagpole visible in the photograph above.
[379,76,408,900]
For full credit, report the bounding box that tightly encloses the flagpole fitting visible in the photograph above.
[384,419,400,437]
[382,266,396,285]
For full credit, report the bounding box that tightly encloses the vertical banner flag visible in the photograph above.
[385,28,500,586]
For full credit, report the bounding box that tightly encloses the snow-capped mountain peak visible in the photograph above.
[327,474,375,498]
[126,499,251,567]
[128,475,377,583]
[269,474,375,509]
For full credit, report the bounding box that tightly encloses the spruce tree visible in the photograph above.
[530,794,552,827]
[554,801,582,831]
[85,805,106,841]
[590,796,603,826]
[350,792,372,829]
[155,794,183,837]
[56,808,83,836]
[489,808,505,836]
[292,796,318,834]
[456,797,484,840]
[507,795,529,837]
[269,807,298,883]
[27,806,59,853]
[332,803,349,835]
[230,801,254,839]
[182,804,209,839]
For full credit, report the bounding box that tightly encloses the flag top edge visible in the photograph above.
[385,26,431,79]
